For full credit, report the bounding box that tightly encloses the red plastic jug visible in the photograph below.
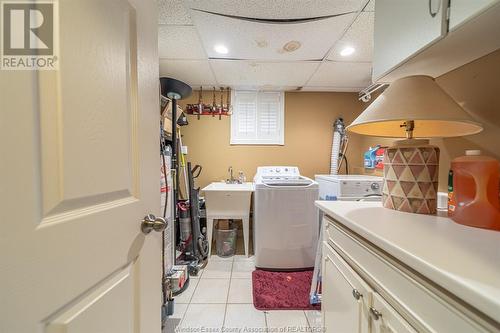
[448,150,500,231]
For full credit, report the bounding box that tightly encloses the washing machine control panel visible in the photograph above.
[257,166,300,178]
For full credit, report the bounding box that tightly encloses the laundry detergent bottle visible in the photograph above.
[448,150,500,231]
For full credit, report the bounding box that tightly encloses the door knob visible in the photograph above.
[141,214,167,234]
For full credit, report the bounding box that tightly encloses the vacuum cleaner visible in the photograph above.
[176,162,209,274]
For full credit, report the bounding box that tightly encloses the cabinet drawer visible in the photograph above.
[324,218,488,333]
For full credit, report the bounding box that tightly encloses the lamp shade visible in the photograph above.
[160,77,192,100]
[347,76,483,138]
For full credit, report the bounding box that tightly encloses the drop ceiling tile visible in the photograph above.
[210,60,319,88]
[307,61,372,89]
[299,86,361,92]
[158,26,206,59]
[228,85,301,91]
[363,0,375,12]
[158,0,192,25]
[185,0,365,19]
[191,10,356,61]
[328,11,374,62]
[159,60,216,87]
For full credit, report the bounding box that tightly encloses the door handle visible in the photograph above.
[141,214,167,234]
[428,0,441,17]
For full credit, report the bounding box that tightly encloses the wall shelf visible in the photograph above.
[185,104,231,119]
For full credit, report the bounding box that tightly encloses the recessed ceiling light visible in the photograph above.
[283,40,301,53]
[340,46,355,57]
[214,44,228,54]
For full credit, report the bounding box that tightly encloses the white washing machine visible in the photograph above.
[253,166,319,270]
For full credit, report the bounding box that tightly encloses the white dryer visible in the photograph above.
[253,166,319,270]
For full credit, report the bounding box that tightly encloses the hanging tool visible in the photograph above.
[212,87,216,117]
[197,87,203,120]
[226,87,232,115]
[177,127,189,199]
[219,87,224,120]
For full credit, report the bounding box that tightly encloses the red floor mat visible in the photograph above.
[252,269,320,310]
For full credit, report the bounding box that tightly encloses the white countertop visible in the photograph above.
[202,182,254,192]
[316,200,500,322]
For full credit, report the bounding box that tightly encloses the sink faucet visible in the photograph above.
[226,166,240,184]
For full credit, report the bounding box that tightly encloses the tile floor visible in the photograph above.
[169,255,322,333]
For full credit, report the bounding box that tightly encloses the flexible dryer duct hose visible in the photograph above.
[330,131,341,174]
[330,118,345,175]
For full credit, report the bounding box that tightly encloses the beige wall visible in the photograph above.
[178,92,367,190]
[361,49,500,191]
[177,49,500,192]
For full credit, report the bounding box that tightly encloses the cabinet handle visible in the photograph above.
[428,0,441,17]
[352,289,362,300]
[369,307,382,321]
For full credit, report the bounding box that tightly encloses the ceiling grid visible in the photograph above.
[158,0,375,91]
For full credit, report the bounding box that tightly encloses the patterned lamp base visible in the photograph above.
[382,139,439,215]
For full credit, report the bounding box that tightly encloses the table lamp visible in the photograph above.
[347,75,483,214]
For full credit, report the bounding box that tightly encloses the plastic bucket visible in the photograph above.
[215,225,238,257]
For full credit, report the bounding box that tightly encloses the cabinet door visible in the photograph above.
[449,0,500,30]
[370,293,417,333]
[322,243,372,333]
[373,0,448,81]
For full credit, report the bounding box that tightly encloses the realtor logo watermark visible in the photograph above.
[1,1,58,70]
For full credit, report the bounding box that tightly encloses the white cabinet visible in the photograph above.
[373,0,447,80]
[372,0,500,83]
[323,243,372,333]
[321,216,495,333]
[322,241,417,333]
[449,0,500,30]
[370,293,417,333]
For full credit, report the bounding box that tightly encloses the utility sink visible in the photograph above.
[202,182,254,192]
[201,182,254,257]
[201,182,254,216]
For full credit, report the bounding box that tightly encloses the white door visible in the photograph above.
[0,1,161,332]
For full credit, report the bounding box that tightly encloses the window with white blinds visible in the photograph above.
[230,91,284,145]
